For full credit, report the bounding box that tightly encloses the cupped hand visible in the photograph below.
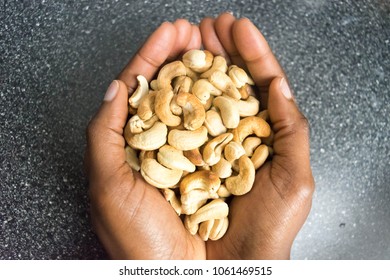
[200,13,315,259]
[84,20,206,259]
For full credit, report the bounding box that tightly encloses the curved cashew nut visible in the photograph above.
[180,189,216,215]
[225,155,255,195]
[203,133,233,166]
[125,146,140,171]
[170,94,183,116]
[257,109,270,121]
[211,158,232,179]
[204,110,227,137]
[242,136,262,157]
[173,76,193,94]
[154,88,181,127]
[128,75,149,108]
[125,121,167,151]
[216,184,232,198]
[162,188,182,216]
[228,65,255,88]
[176,92,205,130]
[150,79,158,91]
[224,141,246,172]
[157,61,187,89]
[140,158,183,188]
[139,150,156,163]
[251,144,269,170]
[200,56,228,78]
[157,145,196,172]
[232,116,271,143]
[238,96,260,117]
[192,79,222,104]
[182,50,213,73]
[183,148,205,166]
[184,199,229,235]
[213,96,240,129]
[168,126,208,151]
[238,83,256,100]
[180,170,221,196]
[199,217,229,241]
[127,114,159,134]
[137,91,156,120]
[209,70,241,100]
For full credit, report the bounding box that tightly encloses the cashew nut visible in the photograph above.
[199,217,229,241]
[216,184,231,198]
[125,146,140,171]
[140,158,183,188]
[257,109,270,121]
[213,96,240,129]
[209,70,241,100]
[211,158,232,179]
[225,155,255,196]
[183,148,205,166]
[251,144,269,170]
[173,75,193,94]
[125,121,167,151]
[180,170,220,197]
[224,141,246,171]
[182,50,213,73]
[157,61,187,89]
[242,136,262,157]
[204,110,227,137]
[192,79,222,104]
[238,83,256,100]
[232,116,271,143]
[168,126,208,151]
[154,88,181,127]
[176,92,205,130]
[157,145,196,172]
[202,133,233,166]
[228,65,255,88]
[127,114,158,134]
[200,56,228,78]
[238,96,260,117]
[128,75,149,108]
[162,188,182,216]
[150,79,158,91]
[184,199,229,235]
[137,91,156,120]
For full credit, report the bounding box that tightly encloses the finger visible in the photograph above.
[168,19,193,61]
[182,24,202,53]
[199,17,231,64]
[118,22,177,93]
[267,77,312,183]
[232,18,285,90]
[214,12,245,68]
[85,80,132,188]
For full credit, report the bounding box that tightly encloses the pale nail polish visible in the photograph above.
[280,78,292,100]
[104,80,119,101]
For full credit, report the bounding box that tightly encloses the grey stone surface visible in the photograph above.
[1,0,389,259]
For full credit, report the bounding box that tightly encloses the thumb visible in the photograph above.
[85,80,131,188]
[267,77,312,183]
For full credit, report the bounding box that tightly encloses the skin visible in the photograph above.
[84,13,315,259]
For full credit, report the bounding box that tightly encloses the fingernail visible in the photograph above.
[280,78,292,100]
[104,80,119,101]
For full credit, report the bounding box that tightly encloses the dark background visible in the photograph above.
[1,0,389,259]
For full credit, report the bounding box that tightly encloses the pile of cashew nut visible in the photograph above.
[124,50,274,241]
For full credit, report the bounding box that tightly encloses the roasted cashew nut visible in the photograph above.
[184,199,229,235]
[125,121,167,151]
[202,133,233,166]
[209,70,241,100]
[228,65,255,88]
[242,136,262,157]
[200,56,228,78]
[251,144,269,170]
[137,91,156,121]
[232,116,271,143]
[127,114,158,134]
[176,92,206,130]
[192,79,222,104]
[128,75,149,108]
[157,145,196,172]
[162,188,182,216]
[225,155,255,196]
[157,61,187,89]
[213,96,240,129]
[198,217,229,241]
[125,146,140,171]
[168,126,208,151]
[204,110,227,137]
[154,88,181,127]
[211,157,233,179]
[238,96,260,117]
[140,158,183,189]
[182,50,213,73]
[180,170,221,196]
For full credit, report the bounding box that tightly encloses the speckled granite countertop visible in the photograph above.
[1,0,389,259]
